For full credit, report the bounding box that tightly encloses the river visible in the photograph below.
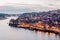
[0,17,60,40]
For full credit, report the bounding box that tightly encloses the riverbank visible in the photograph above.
[18,26,60,34]
[9,23,60,35]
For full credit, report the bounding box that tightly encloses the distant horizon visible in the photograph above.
[0,4,59,14]
[0,8,59,14]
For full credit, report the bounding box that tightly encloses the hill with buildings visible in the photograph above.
[9,9,60,33]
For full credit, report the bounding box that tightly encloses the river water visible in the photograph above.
[0,17,60,40]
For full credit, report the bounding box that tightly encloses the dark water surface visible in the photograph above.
[0,17,60,40]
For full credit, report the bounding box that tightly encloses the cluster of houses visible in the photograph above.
[9,9,60,33]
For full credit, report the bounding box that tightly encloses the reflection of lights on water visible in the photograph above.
[36,31,42,36]
[34,30,60,40]
[55,34,60,38]
[45,32,49,37]
[34,30,42,37]
[50,33,55,37]
[35,31,42,40]
[55,34,60,40]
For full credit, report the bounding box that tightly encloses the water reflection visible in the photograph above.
[34,30,60,40]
